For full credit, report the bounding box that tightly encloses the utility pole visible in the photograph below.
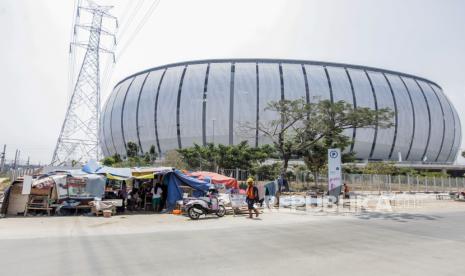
[13,149,18,170]
[51,1,117,166]
[17,150,21,168]
[0,144,5,172]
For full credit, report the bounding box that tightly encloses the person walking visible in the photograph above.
[343,183,350,199]
[246,178,259,218]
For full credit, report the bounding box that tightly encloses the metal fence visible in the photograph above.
[342,174,465,193]
[219,169,250,181]
[220,168,465,193]
[4,167,38,182]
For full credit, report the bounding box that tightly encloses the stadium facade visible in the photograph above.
[100,59,461,163]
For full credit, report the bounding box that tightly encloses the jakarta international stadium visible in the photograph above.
[100,59,461,164]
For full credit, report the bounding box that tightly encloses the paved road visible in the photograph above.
[1,211,464,276]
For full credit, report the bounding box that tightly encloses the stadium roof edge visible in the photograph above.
[114,58,442,89]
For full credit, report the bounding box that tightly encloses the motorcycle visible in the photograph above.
[184,194,226,220]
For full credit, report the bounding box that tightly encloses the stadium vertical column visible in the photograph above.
[279,63,285,130]
[344,68,357,153]
[154,69,167,156]
[108,86,123,156]
[255,63,260,148]
[427,83,446,162]
[301,65,310,104]
[101,84,120,156]
[202,64,211,146]
[229,63,235,145]
[176,66,188,149]
[414,80,432,161]
[399,77,416,161]
[364,71,379,159]
[443,92,456,162]
[135,74,151,154]
[324,67,334,103]
[447,105,460,162]
[110,80,132,156]
[382,73,399,160]
[120,78,136,154]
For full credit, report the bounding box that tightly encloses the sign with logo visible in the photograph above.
[229,194,247,208]
[328,148,342,192]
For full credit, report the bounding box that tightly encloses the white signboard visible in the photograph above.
[328,148,342,192]
[22,175,33,195]
[230,194,247,208]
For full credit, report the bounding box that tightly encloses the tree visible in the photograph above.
[149,145,158,163]
[216,141,275,169]
[112,153,122,163]
[143,152,151,163]
[362,162,399,175]
[102,156,116,166]
[241,98,393,181]
[71,160,79,167]
[240,98,309,177]
[126,141,138,158]
[251,162,281,181]
[177,142,276,171]
[177,143,217,171]
[164,150,187,169]
[297,100,393,185]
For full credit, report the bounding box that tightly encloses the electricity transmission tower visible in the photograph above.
[51,1,117,166]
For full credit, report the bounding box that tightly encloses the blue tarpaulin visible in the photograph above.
[82,159,102,174]
[95,167,132,178]
[162,170,210,210]
[265,180,278,196]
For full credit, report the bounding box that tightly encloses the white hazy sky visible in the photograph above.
[1,0,464,165]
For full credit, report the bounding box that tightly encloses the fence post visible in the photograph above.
[407,175,410,191]
[456,177,459,192]
[398,175,401,192]
[388,175,391,192]
[425,177,428,192]
[416,176,419,192]
[448,177,451,191]
[441,177,444,192]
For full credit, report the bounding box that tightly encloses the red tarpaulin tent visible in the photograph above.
[186,171,238,189]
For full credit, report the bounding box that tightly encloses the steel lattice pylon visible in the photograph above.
[51,1,116,166]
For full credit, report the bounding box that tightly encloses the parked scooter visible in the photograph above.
[184,188,226,220]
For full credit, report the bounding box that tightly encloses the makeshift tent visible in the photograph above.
[41,171,106,200]
[132,167,172,179]
[95,167,132,179]
[162,170,210,210]
[1,167,110,216]
[0,181,28,216]
[186,171,238,189]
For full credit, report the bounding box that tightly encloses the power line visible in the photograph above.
[100,0,144,96]
[68,0,81,100]
[117,0,161,60]
[116,0,145,43]
[101,0,162,97]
